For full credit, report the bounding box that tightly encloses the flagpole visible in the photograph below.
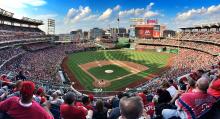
[117,14,120,36]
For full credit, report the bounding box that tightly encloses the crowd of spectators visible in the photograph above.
[0,42,98,85]
[0,24,45,42]
[0,60,220,119]
[136,39,220,55]
[0,46,26,65]
[179,31,220,44]
[24,42,55,51]
[162,49,219,79]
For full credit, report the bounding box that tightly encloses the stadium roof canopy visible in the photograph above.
[0,8,43,26]
[210,23,220,28]
[179,23,220,30]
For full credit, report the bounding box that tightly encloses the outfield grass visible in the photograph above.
[88,64,131,80]
[66,49,172,91]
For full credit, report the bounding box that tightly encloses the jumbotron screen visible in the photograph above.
[135,25,161,38]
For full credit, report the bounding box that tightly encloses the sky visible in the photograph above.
[0,0,220,34]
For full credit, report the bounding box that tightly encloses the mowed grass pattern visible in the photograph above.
[88,64,131,80]
[66,50,172,91]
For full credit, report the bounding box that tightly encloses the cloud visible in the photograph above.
[27,0,46,6]
[61,3,162,33]
[83,15,98,21]
[113,5,120,11]
[0,0,46,9]
[174,4,220,29]
[119,8,145,17]
[119,2,160,18]
[207,4,220,13]
[146,2,154,11]
[144,2,159,18]
[98,8,113,20]
[65,6,91,24]
[176,4,220,21]
[0,0,47,19]
[144,11,159,17]
[62,5,123,32]
[32,14,58,20]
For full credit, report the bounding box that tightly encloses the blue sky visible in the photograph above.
[0,0,220,34]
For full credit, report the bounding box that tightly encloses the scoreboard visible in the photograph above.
[135,24,164,38]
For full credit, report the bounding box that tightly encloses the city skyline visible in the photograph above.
[0,0,219,34]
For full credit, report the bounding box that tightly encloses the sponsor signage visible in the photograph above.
[136,27,153,38]
[147,19,158,24]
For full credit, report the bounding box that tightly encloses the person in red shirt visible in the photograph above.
[208,76,220,98]
[38,88,47,104]
[60,92,87,119]
[0,81,53,119]
[162,77,216,119]
[82,96,94,111]
[0,74,11,86]
[138,93,147,106]
[145,95,155,118]
[88,94,95,106]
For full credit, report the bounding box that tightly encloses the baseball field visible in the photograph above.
[62,49,173,92]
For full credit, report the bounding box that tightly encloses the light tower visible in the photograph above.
[47,19,55,35]
[117,14,120,36]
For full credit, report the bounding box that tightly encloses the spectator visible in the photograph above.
[208,74,220,98]
[186,78,196,93]
[154,88,173,118]
[109,93,129,119]
[0,81,53,119]
[179,78,187,91]
[156,88,172,104]
[34,87,45,104]
[50,92,63,106]
[118,96,148,119]
[162,77,216,119]
[0,74,11,86]
[88,94,95,106]
[112,92,124,108]
[60,92,87,119]
[82,96,94,111]
[7,80,23,98]
[0,86,8,101]
[92,100,108,119]
[162,81,177,98]
[16,71,27,81]
[145,94,155,118]
[138,92,146,104]
[168,79,178,90]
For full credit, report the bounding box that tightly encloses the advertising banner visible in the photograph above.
[153,31,160,38]
[136,27,153,38]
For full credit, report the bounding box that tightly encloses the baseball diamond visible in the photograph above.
[61,49,173,91]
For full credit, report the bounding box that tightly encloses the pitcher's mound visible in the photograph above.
[105,70,114,74]
[93,80,111,88]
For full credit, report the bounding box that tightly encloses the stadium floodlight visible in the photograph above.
[3,11,14,17]
[0,8,4,15]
